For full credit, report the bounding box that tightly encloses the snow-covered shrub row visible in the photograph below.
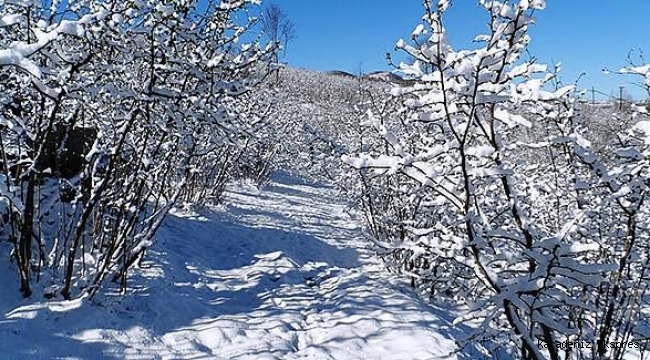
[343,1,650,359]
[0,0,272,299]
[238,66,389,186]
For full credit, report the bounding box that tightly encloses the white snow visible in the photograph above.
[156,3,175,17]
[0,172,471,359]
[494,108,532,128]
[411,24,425,38]
[0,13,23,28]
[634,120,650,144]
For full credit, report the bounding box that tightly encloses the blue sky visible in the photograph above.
[273,1,650,100]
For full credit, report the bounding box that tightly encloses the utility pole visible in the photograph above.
[591,86,596,105]
[619,85,625,110]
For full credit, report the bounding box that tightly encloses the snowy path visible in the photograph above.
[0,173,473,359]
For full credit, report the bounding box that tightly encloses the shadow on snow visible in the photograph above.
[0,174,491,359]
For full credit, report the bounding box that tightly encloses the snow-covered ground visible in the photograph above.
[0,172,479,359]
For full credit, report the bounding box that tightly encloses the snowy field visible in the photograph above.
[0,172,479,359]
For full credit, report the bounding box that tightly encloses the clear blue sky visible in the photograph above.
[273,1,650,100]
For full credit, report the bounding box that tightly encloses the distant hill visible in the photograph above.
[362,71,394,82]
[362,71,414,85]
[320,69,413,85]
[325,70,357,78]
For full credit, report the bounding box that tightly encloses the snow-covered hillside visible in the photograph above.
[0,172,479,359]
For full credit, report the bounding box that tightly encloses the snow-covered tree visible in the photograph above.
[344,1,650,358]
[0,0,273,299]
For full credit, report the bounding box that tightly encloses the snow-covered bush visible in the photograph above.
[0,0,272,299]
[250,67,390,187]
[344,1,650,359]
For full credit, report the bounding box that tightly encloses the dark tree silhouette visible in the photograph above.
[260,2,295,81]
